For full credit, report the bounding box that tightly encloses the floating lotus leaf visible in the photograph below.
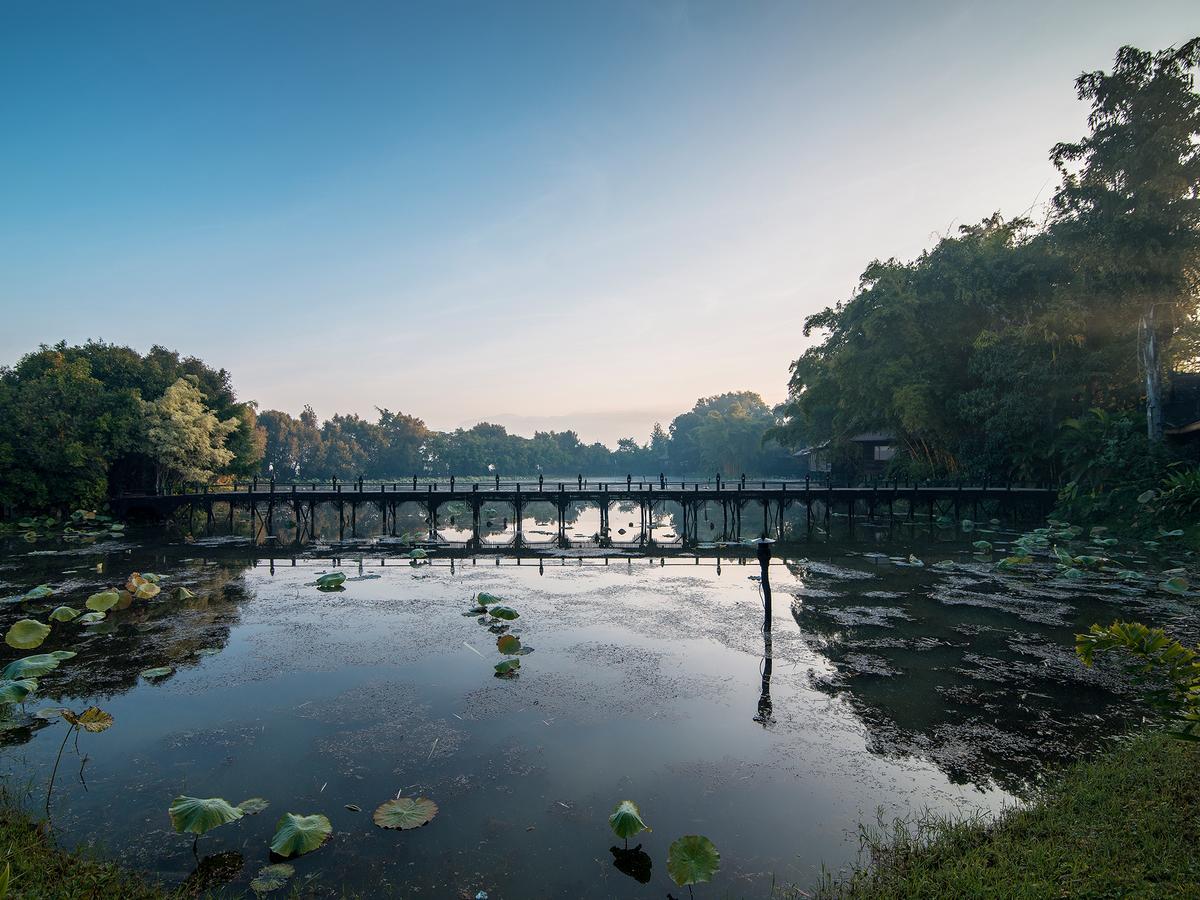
[126,573,146,592]
[1054,546,1074,566]
[141,666,174,680]
[0,679,37,704]
[249,863,294,893]
[237,797,270,815]
[476,592,503,605]
[16,518,35,529]
[21,585,53,601]
[176,587,196,600]
[109,523,125,531]
[169,796,243,835]
[22,532,37,542]
[86,591,120,612]
[972,540,992,552]
[667,834,720,887]
[1161,576,1190,595]
[49,606,80,622]
[996,555,1033,571]
[1059,567,1086,580]
[142,573,164,584]
[63,706,113,732]
[135,582,161,600]
[3,652,73,680]
[372,797,438,830]
[494,658,521,677]
[34,706,68,719]
[269,813,332,857]
[5,619,50,650]
[315,572,346,589]
[496,634,522,655]
[489,605,519,620]
[408,549,428,560]
[78,611,106,624]
[609,800,650,841]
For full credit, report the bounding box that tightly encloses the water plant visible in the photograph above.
[47,707,113,816]
[249,863,294,893]
[667,834,720,895]
[608,800,649,849]
[269,812,332,857]
[5,619,51,650]
[372,797,438,829]
[494,658,520,678]
[169,796,244,855]
[315,572,346,590]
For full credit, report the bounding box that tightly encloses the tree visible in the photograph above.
[1050,40,1200,441]
[141,377,239,493]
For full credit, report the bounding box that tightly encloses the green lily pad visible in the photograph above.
[49,606,80,622]
[85,591,120,612]
[269,813,332,857]
[477,592,504,605]
[609,800,650,841]
[2,652,74,680]
[0,679,38,704]
[176,587,196,600]
[315,572,346,590]
[78,612,106,625]
[408,548,428,560]
[142,573,164,584]
[21,585,53,602]
[489,605,519,620]
[5,619,50,650]
[237,797,270,815]
[497,634,522,655]
[169,796,244,835]
[249,863,294,894]
[971,540,992,552]
[1161,576,1190,595]
[494,658,521,677]
[141,666,174,680]
[667,834,720,887]
[134,582,161,600]
[372,797,438,830]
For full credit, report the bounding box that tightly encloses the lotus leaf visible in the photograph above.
[477,592,504,605]
[5,619,50,650]
[494,658,521,677]
[3,652,73,680]
[22,585,53,601]
[249,863,294,893]
[238,797,270,815]
[372,797,438,830]
[609,800,650,841]
[78,612,106,625]
[85,591,120,612]
[34,706,68,719]
[135,582,161,600]
[408,549,428,559]
[496,634,522,655]
[141,666,174,680]
[176,587,196,600]
[142,573,164,584]
[16,518,34,529]
[126,573,146,592]
[971,540,992,552]
[667,834,720,887]
[0,679,37,704]
[49,606,80,622]
[489,605,519,620]
[315,572,346,589]
[63,706,112,732]
[269,813,332,857]
[169,796,243,835]
[960,519,974,532]
[1161,576,1190,595]
[1054,546,1074,566]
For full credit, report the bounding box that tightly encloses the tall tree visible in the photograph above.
[141,377,239,493]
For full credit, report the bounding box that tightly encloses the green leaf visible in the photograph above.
[971,540,992,552]
[372,797,438,830]
[269,813,332,857]
[667,834,720,887]
[408,548,428,560]
[609,800,650,841]
[176,587,196,600]
[169,796,244,835]
[134,582,161,600]
[63,706,112,732]
[497,634,522,655]
[5,619,50,650]
[48,606,80,622]
[21,585,53,601]
[1161,576,1190,595]
[477,592,504,605]
[249,863,294,894]
[78,612,106,625]
[0,679,37,704]
[489,605,520,620]
[2,652,73,680]
[315,572,346,589]
[85,591,120,612]
[237,797,270,815]
[140,666,174,680]
[494,658,521,676]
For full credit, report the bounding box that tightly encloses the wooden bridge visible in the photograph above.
[110,477,1058,548]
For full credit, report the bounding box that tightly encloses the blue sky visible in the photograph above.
[2,1,1196,444]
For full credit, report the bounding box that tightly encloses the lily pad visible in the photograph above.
[0,679,37,704]
[667,834,720,887]
[169,796,244,835]
[372,797,438,830]
[85,591,120,612]
[489,605,520,621]
[5,619,50,650]
[609,800,650,841]
[494,658,521,677]
[408,549,428,560]
[78,612,106,625]
[315,572,346,590]
[477,592,504,605]
[33,706,69,720]
[21,585,53,601]
[49,606,80,622]
[269,813,332,857]
[1161,576,1190,595]
[496,634,522,655]
[134,582,161,600]
[63,707,113,732]
[249,863,294,894]
[141,666,174,680]
[238,797,270,815]
[2,652,74,680]
[176,587,197,600]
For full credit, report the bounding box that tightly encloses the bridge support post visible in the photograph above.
[471,497,481,548]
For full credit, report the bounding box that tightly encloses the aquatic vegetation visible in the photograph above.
[2,651,75,680]
[269,813,332,857]
[667,834,720,890]
[237,797,270,815]
[135,582,161,600]
[47,707,113,816]
[169,796,244,849]
[140,666,174,681]
[78,611,106,624]
[5,619,51,650]
[494,658,520,677]
[0,678,37,704]
[608,800,650,848]
[496,634,522,655]
[972,540,993,552]
[85,591,121,612]
[489,605,519,621]
[315,572,346,590]
[49,606,80,622]
[249,862,294,893]
[21,585,53,602]
[372,797,438,830]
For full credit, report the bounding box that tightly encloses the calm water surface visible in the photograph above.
[0,527,1193,898]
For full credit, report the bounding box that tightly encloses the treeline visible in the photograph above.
[0,341,795,513]
[774,40,1200,505]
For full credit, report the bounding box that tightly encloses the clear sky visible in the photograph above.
[2,1,1196,444]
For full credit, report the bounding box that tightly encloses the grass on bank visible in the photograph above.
[817,729,1200,898]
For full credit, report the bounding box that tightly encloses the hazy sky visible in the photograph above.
[2,2,1196,444]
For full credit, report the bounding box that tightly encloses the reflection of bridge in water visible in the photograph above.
[112,478,1058,548]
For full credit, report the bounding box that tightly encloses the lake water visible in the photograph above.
[0,524,1193,898]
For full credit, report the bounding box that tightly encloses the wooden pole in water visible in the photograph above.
[757,538,772,632]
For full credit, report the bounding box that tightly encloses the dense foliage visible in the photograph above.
[777,40,1200,490]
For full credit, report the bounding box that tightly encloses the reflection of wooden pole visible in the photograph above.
[757,539,772,632]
